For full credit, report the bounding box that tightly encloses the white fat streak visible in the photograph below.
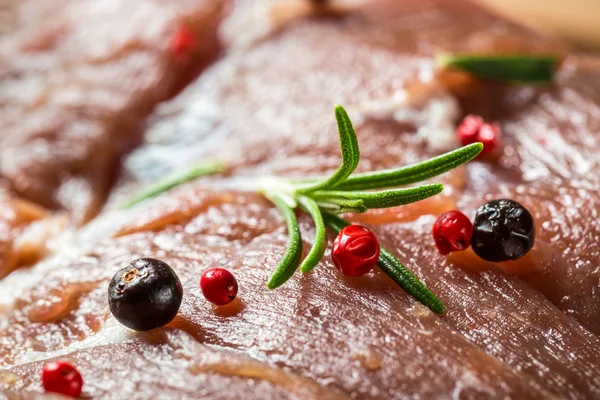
[414,95,462,152]
[356,67,461,152]
[220,0,277,50]
[12,318,132,367]
[221,0,368,50]
[0,227,86,316]
[0,262,58,317]
[0,270,33,315]
[451,370,496,399]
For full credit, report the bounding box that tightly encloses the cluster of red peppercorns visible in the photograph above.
[433,199,535,263]
[432,116,537,262]
[457,114,501,157]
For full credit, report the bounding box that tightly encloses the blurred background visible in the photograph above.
[474,0,600,50]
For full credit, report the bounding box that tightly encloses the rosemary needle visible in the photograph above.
[121,161,225,209]
[335,143,482,191]
[312,184,444,209]
[437,53,559,83]
[295,105,360,193]
[266,192,303,289]
[297,195,327,273]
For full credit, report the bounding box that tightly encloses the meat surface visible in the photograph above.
[453,61,600,334]
[2,327,344,399]
[0,190,67,279]
[0,190,575,398]
[0,0,226,223]
[1,0,600,398]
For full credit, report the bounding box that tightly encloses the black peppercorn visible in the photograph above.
[472,199,535,262]
[108,258,183,331]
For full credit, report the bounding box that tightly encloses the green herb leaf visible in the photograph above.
[315,200,368,214]
[437,53,559,83]
[121,161,225,209]
[296,105,360,193]
[323,213,445,314]
[336,143,482,191]
[377,249,445,315]
[297,196,327,273]
[313,183,443,209]
[316,197,366,210]
[266,192,303,289]
[323,197,365,209]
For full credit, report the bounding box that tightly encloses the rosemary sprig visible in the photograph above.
[437,53,560,83]
[123,106,480,313]
[260,105,481,314]
[121,161,225,208]
[322,212,445,315]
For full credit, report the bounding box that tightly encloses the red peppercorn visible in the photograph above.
[332,225,380,277]
[457,114,483,143]
[476,123,501,156]
[169,27,196,57]
[200,268,238,306]
[432,210,473,255]
[41,361,83,398]
[457,114,501,156]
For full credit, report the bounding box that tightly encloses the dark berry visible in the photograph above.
[457,114,501,156]
[42,361,83,398]
[432,210,473,255]
[472,199,535,262]
[108,258,183,331]
[332,225,380,277]
[200,268,238,306]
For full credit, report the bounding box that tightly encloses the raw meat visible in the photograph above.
[0,0,226,223]
[1,0,600,398]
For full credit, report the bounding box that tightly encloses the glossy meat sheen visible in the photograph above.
[116,0,560,186]
[3,328,343,399]
[378,217,600,399]
[0,191,555,398]
[0,0,225,223]
[2,0,600,398]
[117,0,600,335]
[117,0,600,336]
[452,59,600,334]
[0,192,60,279]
